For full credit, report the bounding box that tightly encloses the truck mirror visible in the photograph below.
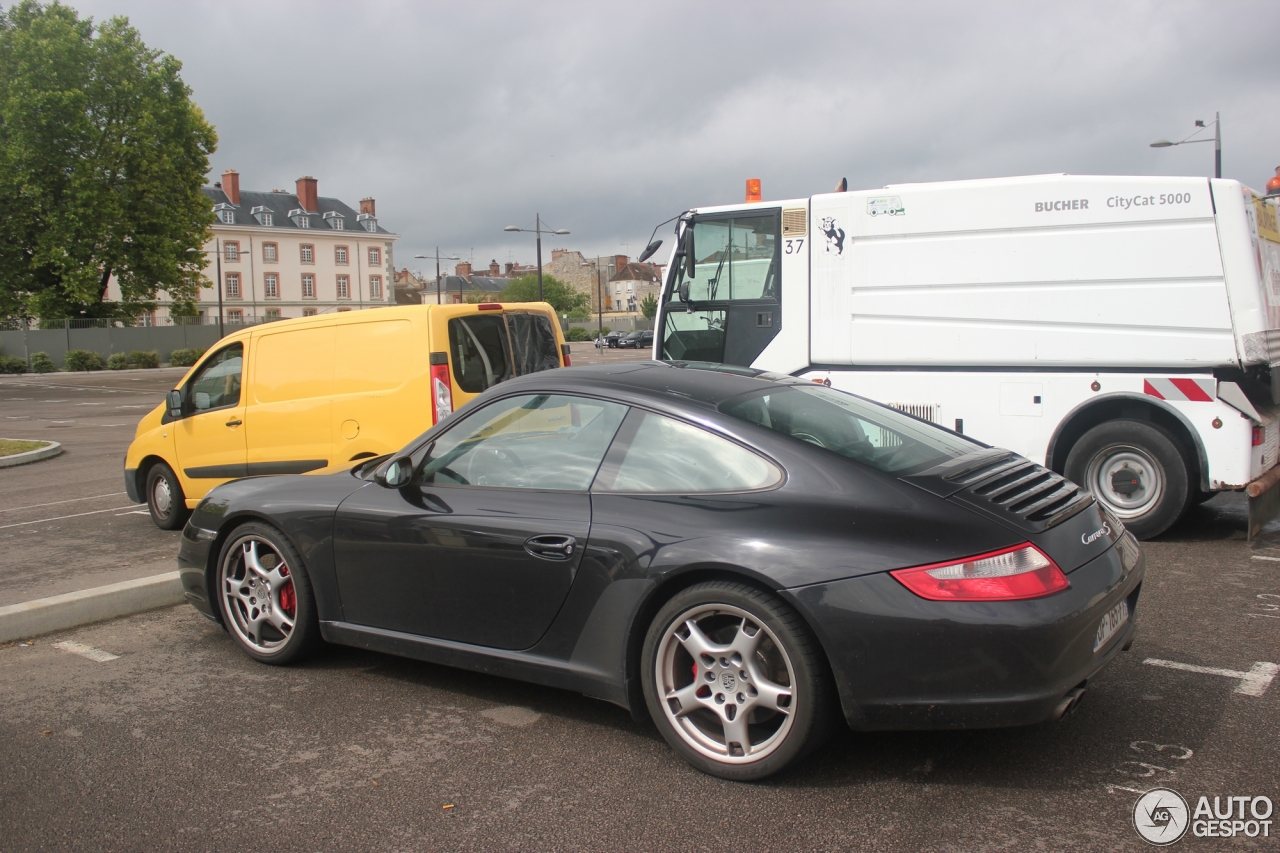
[681,227,695,278]
[637,239,662,263]
[166,390,183,418]
[679,281,691,303]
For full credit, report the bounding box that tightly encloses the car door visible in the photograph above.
[332,392,628,650]
[172,342,248,487]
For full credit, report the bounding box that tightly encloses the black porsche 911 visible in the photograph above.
[178,361,1144,781]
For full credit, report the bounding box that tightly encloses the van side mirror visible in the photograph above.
[376,455,415,488]
[166,390,183,418]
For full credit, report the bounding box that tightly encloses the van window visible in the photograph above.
[187,343,243,412]
[507,312,561,376]
[449,315,512,393]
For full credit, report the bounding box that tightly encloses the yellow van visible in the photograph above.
[125,302,569,529]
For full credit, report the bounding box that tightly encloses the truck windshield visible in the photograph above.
[720,384,978,474]
[669,214,779,302]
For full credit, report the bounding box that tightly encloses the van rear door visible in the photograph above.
[446,308,562,400]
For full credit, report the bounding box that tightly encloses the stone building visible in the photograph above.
[606,257,663,313]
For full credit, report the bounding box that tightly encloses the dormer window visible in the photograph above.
[288,208,311,229]
[357,212,377,232]
[251,205,274,227]
[213,202,236,225]
[323,211,345,230]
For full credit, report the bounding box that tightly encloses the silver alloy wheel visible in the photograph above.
[220,534,297,653]
[151,476,172,517]
[655,603,797,764]
[1086,444,1165,519]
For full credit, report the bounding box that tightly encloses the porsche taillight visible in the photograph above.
[429,353,452,425]
[890,544,1069,602]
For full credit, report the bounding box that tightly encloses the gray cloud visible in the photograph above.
[70,0,1280,274]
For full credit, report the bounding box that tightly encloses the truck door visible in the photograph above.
[659,211,782,366]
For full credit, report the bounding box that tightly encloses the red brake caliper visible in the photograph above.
[278,564,296,617]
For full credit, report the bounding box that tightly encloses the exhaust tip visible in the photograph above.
[1051,685,1087,721]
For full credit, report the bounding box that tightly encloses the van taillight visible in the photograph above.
[1253,426,1265,446]
[429,352,452,424]
[562,343,571,367]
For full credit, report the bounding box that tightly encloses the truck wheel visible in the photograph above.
[145,461,191,531]
[1064,419,1192,540]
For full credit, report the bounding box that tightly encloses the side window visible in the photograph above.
[506,312,561,376]
[419,394,627,491]
[595,410,782,493]
[186,343,243,412]
[671,214,780,303]
[448,315,512,393]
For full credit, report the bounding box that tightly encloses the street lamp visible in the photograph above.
[581,256,616,340]
[415,249,461,305]
[1150,112,1221,179]
[503,213,569,302]
[186,240,224,339]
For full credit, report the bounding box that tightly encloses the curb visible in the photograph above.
[0,440,62,469]
[0,572,185,643]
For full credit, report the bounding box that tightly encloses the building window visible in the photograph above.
[323,211,345,230]
[265,308,281,320]
[615,282,621,294]
[369,275,382,299]
[335,246,348,265]
[264,273,278,299]
[251,205,273,226]
[303,308,317,317]
[214,203,236,224]
[300,244,314,264]
[368,247,381,266]
[289,208,310,228]
[262,243,277,263]
[224,241,239,262]
[357,213,377,232]
[626,281,633,292]
[227,309,244,322]
[337,307,352,312]
[302,274,315,298]
[337,275,350,299]
[225,272,241,298]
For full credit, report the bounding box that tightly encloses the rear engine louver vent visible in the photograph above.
[782,209,807,237]
[945,453,1093,530]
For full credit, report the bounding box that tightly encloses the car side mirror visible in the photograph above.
[376,455,415,488]
[166,390,183,418]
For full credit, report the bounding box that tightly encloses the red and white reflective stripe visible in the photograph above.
[1143,377,1215,402]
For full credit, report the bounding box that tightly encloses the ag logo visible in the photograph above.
[1134,788,1190,845]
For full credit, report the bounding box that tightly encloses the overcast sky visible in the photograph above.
[69,0,1280,275]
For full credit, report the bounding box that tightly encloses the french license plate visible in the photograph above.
[1094,599,1130,652]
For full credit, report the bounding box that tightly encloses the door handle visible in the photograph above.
[225,418,243,427]
[524,535,576,561]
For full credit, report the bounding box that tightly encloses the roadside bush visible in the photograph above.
[129,350,160,369]
[107,352,130,370]
[30,352,56,373]
[0,355,28,374]
[167,347,204,367]
[600,326,611,336]
[65,349,105,371]
[565,327,594,342]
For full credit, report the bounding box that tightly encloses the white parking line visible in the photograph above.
[76,403,105,406]
[0,493,126,513]
[1250,555,1280,562]
[52,641,119,662]
[1143,658,1279,696]
[0,505,144,530]
[114,510,150,516]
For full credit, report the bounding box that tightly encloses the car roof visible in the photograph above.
[499,360,802,411]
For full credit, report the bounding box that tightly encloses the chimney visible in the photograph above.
[614,255,628,274]
[360,197,376,216]
[296,176,318,213]
[505,262,514,275]
[489,260,500,276]
[222,169,240,205]
[456,261,472,279]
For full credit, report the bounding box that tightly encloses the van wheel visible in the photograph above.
[145,462,191,530]
[1065,419,1192,540]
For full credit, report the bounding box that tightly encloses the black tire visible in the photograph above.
[145,461,191,530]
[1064,419,1193,540]
[215,522,321,665]
[641,581,835,781]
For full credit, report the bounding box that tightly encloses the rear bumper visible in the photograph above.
[786,542,1143,731]
[1246,466,1280,540]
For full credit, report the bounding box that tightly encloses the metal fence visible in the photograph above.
[0,315,275,331]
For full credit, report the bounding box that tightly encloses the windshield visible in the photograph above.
[719,384,978,474]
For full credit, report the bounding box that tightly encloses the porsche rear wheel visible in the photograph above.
[217,522,320,665]
[642,581,835,781]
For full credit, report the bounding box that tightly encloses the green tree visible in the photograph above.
[0,1,217,321]
[500,273,589,316]
[640,293,658,319]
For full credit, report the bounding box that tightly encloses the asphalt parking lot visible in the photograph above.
[1,354,1278,851]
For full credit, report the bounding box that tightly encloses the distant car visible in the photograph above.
[179,361,1143,781]
[602,331,624,348]
[618,329,654,349]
